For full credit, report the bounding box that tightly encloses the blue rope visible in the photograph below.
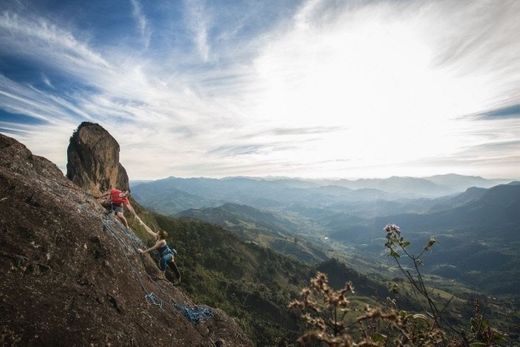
[145,292,163,309]
[101,216,148,293]
[177,305,213,324]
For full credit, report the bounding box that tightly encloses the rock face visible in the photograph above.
[0,132,252,346]
[66,122,129,196]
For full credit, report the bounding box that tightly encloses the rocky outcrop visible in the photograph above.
[66,122,129,196]
[0,132,252,346]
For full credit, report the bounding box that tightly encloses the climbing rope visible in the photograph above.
[101,215,150,297]
[145,292,163,309]
[179,305,214,324]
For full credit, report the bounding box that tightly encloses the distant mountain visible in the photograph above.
[133,175,509,218]
[326,183,520,295]
[332,176,448,197]
[424,174,507,192]
[129,179,153,188]
[314,174,509,198]
[132,176,401,215]
[375,184,520,234]
[426,186,488,213]
[133,177,303,209]
[132,175,519,232]
[132,181,223,213]
[177,203,328,264]
[305,185,393,201]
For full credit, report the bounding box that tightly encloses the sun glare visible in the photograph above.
[246,8,494,177]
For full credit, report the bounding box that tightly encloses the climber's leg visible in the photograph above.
[160,253,173,271]
[171,261,181,283]
[115,210,129,229]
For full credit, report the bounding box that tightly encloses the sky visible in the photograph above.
[0,0,519,180]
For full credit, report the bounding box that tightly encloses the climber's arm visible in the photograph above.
[94,190,111,199]
[125,200,138,217]
[139,220,158,239]
[138,240,163,254]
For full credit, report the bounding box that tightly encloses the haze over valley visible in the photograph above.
[132,174,520,296]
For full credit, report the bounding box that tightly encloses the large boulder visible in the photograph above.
[66,122,129,195]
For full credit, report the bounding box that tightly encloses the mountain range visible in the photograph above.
[132,174,508,215]
[132,174,520,296]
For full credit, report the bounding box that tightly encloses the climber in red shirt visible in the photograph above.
[99,187,137,229]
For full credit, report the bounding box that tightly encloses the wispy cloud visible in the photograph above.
[264,126,342,136]
[467,140,520,153]
[474,104,520,120]
[129,0,151,48]
[0,75,88,124]
[183,0,211,62]
[208,144,265,156]
[1,0,519,179]
[0,11,110,70]
[41,73,54,89]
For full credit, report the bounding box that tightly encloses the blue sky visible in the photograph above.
[1,0,519,180]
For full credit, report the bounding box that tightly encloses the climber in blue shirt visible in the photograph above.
[137,220,181,282]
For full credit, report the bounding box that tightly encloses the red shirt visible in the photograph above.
[110,188,128,204]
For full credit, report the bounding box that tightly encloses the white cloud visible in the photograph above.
[1,1,520,179]
[231,0,520,178]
